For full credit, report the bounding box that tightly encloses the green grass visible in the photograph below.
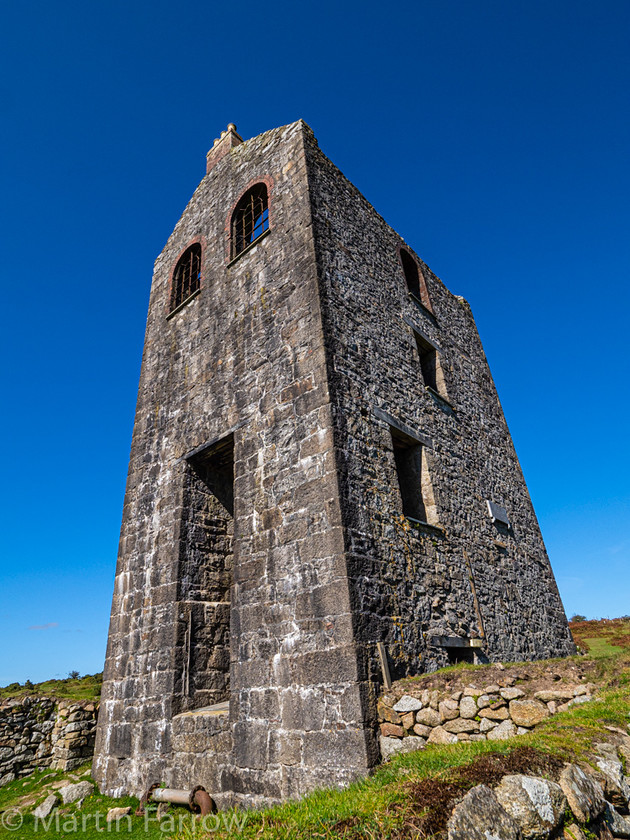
[0,673,102,702]
[580,636,625,658]
[0,765,168,839]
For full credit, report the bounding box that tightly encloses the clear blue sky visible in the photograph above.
[1,0,628,685]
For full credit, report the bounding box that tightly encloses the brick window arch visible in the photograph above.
[170,243,202,312]
[400,247,433,313]
[231,183,269,259]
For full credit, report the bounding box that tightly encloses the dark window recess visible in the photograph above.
[170,244,202,312]
[415,333,447,398]
[390,428,438,525]
[400,248,432,312]
[231,183,269,259]
[447,647,475,665]
[175,434,235,714]
[400,248,421,298]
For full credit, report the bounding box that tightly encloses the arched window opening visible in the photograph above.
[400,248,433,312]
[170,244,202,312]
[231,183,269,259]
[400,248,421,298]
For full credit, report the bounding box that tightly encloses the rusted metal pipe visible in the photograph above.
[191,785,215,816]
[136,784,216,816]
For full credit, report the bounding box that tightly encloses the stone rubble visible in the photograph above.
[445,745,630,840]
[59,780,94,805]
[106,806,133,823]
[495,775,567,839]
[448,784,523,839]
[32,793,58,819]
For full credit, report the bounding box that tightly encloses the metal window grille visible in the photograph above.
[171,244,202,311]
[231,184,269,258]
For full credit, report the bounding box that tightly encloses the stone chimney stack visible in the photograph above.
[206,124,243,174]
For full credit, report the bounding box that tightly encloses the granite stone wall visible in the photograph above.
[94,120,574,809]
[0,697,98,785]
[94,121,371,808]
[303,128,575,683]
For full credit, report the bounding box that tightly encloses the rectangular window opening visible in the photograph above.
[390,428,438,526]
[175,434,234,714]
[414,333,448,399]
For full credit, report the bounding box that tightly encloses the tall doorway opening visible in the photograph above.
[175,435,234,713]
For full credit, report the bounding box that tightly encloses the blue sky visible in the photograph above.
[0,0,628,684]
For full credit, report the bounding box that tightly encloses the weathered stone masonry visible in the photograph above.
[0,697,98,785]
[94,120,574,808]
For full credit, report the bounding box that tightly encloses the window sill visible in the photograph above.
[425,386,456,412]
[405,517,445,536]
[408,292,437,323]
[166,287,201,319]
[227,228,271,268]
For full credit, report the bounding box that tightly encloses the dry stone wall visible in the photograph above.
[0,697,98,785]
[378,679,596,759]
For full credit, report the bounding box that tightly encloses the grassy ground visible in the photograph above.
[570,616,630,659]
[0,621,628,839]
[0,673,102,702]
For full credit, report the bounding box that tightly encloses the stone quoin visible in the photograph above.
[93,120,575,808]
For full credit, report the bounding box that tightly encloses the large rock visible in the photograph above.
[509,700,549,728]
[59,781,94,804]
[413,723,432,737]
[559,764,606,823]
[380,722,403,738]
[480,717,499,733]
[440,700,460,722]
[448,784,523,840]
[602,802,630,838]
[377,700,402,725]
[401,712,415,731]
[534,689,575,702]
[427,726,458,745]
[393,695,422,713]
[500,688,526,701]
[416,707,441,727]
[459,696,478,719]
[444,718,480,734]
[379,735,425,760]
[596,756,630,810]
[495,774,567,839]
[480,706,511,721]
[488,720,517,741]
[32,795,58,819]
[106,807,133,823]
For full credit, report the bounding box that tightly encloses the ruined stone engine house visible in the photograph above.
[94,120,575,807]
